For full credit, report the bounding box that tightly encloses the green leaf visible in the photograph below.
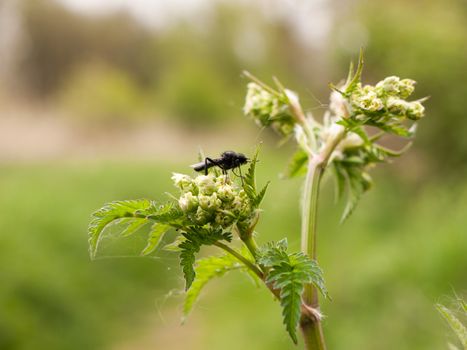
[88,199,153,258]
[283,148,308,178]
[242,147,269,208]
[184,254,242,319]
[121,218,149,237]
[436,303,467,349]
[163,235,186,252]
[88,199,185,259]
[367,119,413,138]
[141,223,171,256]
[179,238,201,290]
[258,241,328,343]
[254,181,270,207]
[332,163,347,203]
[141,202,184,224]
[178,226,232,290]
[340,169,372,223]
[243,149,259,202]
[344,48,364,95]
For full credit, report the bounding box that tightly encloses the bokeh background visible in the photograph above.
[0,0,466,349]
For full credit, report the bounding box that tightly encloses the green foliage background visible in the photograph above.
[1,156,465,349]
[0,0,466,349]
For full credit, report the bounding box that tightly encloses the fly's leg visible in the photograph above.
[204,157,224,176]
[231,166,245,186]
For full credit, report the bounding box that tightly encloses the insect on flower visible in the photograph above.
[191,151,249,177]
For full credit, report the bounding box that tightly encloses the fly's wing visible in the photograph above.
[190,161,207,172]
[190,157,220,172]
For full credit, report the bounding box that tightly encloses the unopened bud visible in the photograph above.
[406,101,425,120]
[179,192,198,212]
[376,76,401,96]
[399,79,416,99]
[194,174,216,195]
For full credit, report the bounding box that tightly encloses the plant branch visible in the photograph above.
[214,241,264,280]
[242,235,260,259]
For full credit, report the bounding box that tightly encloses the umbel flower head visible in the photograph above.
[243,82,295,136]
[172,173,253,229]
[348,76,425,121]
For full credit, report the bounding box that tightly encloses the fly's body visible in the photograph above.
[191,151,249,176]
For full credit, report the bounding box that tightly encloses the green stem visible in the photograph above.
[300,125,346,350]
[301,159,325,305]
[242,235,260,259]
[214,241,263,279]
[300,317,327,350]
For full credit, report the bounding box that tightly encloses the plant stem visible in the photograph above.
[300,125,346,350]
[300,316,327,350]
[301,158,325,305]
[242,235,260,259]
[214,241,263,279]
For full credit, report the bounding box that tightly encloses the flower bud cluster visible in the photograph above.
[243,82,295,136]
[172,173,252,229]
[349,76,424,121]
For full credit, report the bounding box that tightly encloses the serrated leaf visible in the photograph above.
[184,254,241,319]
[284,148,308,178]
[243,149,259,202]
[258,241,328,343]
[436,303,467,349]
[121,218,149,237]
[143,202,184,224]
[141,223,171,256]
[163,235,186,252]
[88,199,153,258]
[179,238,201,290]
[254,181,270,207]
[242,147,269,209]
[340,169,372,223]
[278,271,302,344]
[177,226,232,290]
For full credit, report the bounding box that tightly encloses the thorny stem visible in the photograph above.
[214,241,264,279]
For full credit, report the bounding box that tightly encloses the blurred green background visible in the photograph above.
[0,0,466,349]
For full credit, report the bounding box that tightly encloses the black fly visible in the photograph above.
[191,151,249,178]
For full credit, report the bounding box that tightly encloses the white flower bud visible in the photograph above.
[215,213,234,228]
[353,90,384,112]
[399,79,416,99]
[243,83,275,120]
[215,175,230,185]
[217,184,235,202]
[198,193,221,211]
[386,97,409,116]
[172,173,193,191]
[178,192,198,212]
[195,207,211,225]
[376,76,401,96]
[194,174,216,195]
[406,101,425,120]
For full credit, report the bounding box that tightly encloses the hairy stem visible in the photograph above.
[300,124,346,350]
[214,241,263,279]
[301,158,325,305]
